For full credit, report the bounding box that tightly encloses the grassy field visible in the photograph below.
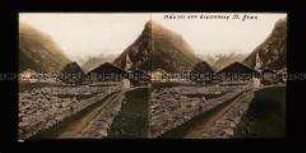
[108,88,149,138]
[234,86,286,138]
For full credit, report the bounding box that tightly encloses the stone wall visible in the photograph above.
[149,83,254,138]
[197,91,255,138]
[80,93,125,138]
[18,84,121,140]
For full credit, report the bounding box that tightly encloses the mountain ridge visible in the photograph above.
[19,23,71,73]
[243,18,287,71]
[113,20,199,73]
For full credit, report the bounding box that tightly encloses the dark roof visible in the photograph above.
[261,68,277,74]
[216,61,260,75]
[58,62,85,84]
[61,62,84,75]
[191,61,215,74]
[88,62,128,75]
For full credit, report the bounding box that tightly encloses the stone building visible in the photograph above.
[150,69,167,82]
[128,68,151,86]
[19,69,38,83]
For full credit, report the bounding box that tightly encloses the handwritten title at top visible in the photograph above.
[164,13,259,21]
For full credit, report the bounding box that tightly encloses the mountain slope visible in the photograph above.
[244,18,287,71]
[199,53,248,71]
[214,53,248,71]
[113,20,199,73]
[19,23,70,73]
[81,54,116,73]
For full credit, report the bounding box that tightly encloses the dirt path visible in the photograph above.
[56,92,123,139]
[184,90,254,139]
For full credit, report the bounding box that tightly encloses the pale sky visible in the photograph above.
[19,13,287,61]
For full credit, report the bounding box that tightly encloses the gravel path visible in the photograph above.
[184,90,255,139]
[56,91,126,139]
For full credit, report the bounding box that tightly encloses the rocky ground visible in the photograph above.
[149,83,254,138]
[18,83,121,140]
[19,81,260,139]
[185,90,255,139]
[75,92,126,139]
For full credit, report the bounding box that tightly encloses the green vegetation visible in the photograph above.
[234,86,286,138]
[108,88,149,138]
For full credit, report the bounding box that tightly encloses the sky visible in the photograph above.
[19,13,287,61]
